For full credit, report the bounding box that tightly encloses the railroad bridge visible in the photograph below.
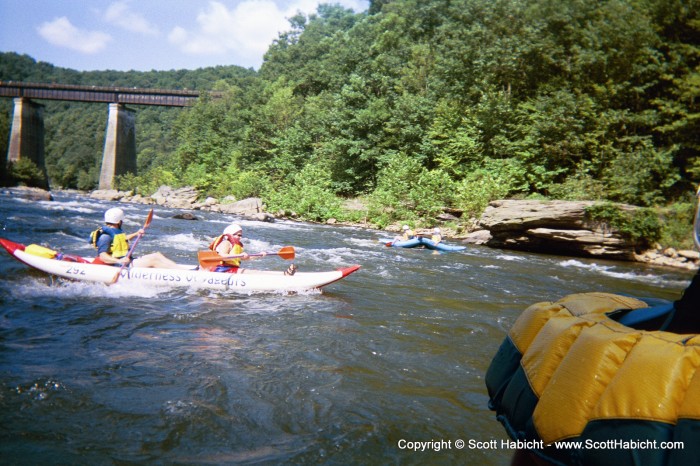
[0,81,207,190]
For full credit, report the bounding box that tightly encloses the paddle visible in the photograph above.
[197,246,295,268]
[110,208,154,284]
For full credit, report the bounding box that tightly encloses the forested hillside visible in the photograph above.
[2,0,700,242]
[0,52,255,190]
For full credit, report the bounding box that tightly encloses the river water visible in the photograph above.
[0,191,694,465]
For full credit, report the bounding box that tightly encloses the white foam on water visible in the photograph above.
[208,217,310,233]
[346,237,386,248]
[301,246,368,267]
[12,276,169,299]
[168,233,209,251]
[39,200,99,214]
[495,254,526,262]
[558,259,690,287]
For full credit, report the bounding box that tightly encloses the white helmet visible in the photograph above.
[402,225,410,230]
[224,223,242,235]
[104,207,125,224]
[434,227,441,233]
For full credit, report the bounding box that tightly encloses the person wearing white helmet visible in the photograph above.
[207,223,296,275]
[91,207,180,269]
[431,227,442,244]
[208,223,248,271]
[392,224,415,244]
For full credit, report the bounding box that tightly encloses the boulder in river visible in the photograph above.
[218,197,264,216]
[172,212,198,220]
[4,186,53,201]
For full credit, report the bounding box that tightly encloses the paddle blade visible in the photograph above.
[277,246,295,260]
[143,208,154,228]
[197,250,222,268]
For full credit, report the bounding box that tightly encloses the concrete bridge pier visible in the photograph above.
[99,103,136,190]
[6,97,49,189]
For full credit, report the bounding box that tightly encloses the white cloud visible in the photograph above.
[37,17,112,54]
[167,0,366,68]
[168,0,286,64]
[104,1,159,36]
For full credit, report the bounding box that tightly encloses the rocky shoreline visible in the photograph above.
[461,199,699,271]
[5,185,698,272]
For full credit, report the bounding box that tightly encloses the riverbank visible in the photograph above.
[5,186,698,272]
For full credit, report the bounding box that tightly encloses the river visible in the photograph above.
[0,191,693,465]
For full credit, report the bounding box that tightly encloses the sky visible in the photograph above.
[0,0,369,72]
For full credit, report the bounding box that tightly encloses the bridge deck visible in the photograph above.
[0,81,202,107]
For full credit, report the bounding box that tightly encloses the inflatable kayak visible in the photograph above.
[417,237,466,252]
[486,292,700,466]
[0,238,360,293]
[385,238,421,248]
[384,237,466,252]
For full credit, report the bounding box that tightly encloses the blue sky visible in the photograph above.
[0,0,369,72]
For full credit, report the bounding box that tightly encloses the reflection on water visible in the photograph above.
[0,192,692,464]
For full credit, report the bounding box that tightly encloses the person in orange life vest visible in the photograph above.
[207,223,250,273]
[92,207,180,269]
[209,224,297,275]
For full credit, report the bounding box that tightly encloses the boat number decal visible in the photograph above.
[65,266,86,276]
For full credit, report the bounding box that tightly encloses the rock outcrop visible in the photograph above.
[150,186,199,209]
[213,197,264,216]
[468,199,699,269]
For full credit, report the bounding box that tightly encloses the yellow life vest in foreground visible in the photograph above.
[486,292,700,466]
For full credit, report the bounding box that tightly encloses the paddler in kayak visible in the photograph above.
[392,224,415,244]
[91,207,180,269]
[430,227,442,244]
[208,223,297,275]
